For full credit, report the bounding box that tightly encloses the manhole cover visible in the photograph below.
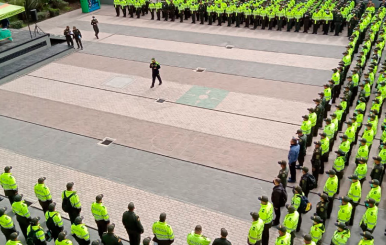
[98,137,115,146]
[225,45,234,49]
[156,99,165,103]
[104,77,132,88]
[195,68,206,73]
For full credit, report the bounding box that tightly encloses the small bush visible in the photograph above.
[9,20,23,29]
[37,11,49,21]
[48,8,60,17]
[51,0,69,10]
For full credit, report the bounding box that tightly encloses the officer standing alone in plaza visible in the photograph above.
[122,202,144,245]
[92,194,110,240]
[150,58,162,88]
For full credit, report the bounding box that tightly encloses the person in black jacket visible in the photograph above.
[150,58,163,88]
[72,26,83,50]
[213,228,232,245]
[122,202,144,245]
[271,178,286,226]
[300,167,311,197]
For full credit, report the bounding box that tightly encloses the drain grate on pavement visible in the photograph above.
[156,99,165,103]
[194,67,206,73]
[98,137,115,146]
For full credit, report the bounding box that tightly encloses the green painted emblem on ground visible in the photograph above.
[176,86,229,109]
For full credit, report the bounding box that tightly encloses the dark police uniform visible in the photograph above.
[102,232,124,245]
[315,201,328,225]
[277,167,289,188]
[122,211,144,245]
[370,164,384,183]
[311,147,322,185]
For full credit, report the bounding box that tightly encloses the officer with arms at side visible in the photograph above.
[187,225,210,245]
[122,202,144,245]
[91,194,110,240]
[0,207,17,241]
[45,202,64,241]
[258,195,273,245]
[152,212,174,245]
[213,228,231,245]
[150,58,162,88]
[6,231,23,245]
[102,223,123,245]
[27,217,47,245]
[0,166,18,205]
[71,216,90,245]
[248,212,264,245]
[34,177,52,213]
[11,194,31,239]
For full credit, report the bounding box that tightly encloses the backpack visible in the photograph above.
[298,195,312,214]
[279,188,288,207]
[26,227,39,245]
[307,174,317,190]
[62,191,76,213]
[46,212,57,231]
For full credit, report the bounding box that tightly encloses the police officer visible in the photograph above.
[45,202,64,241]
[62,182,81,224]
[333,150,345,194]
[27,217,47,245]
[277,161,288,188]
[92,194,110,240]
[152,213,174,245]
[0,166,18,205]
[315,193,328,225]
[213,228,231,245]
[71,216,90,245]
[271,178,285,226]
[311,141,322,185]
[313,99,324,133]
[296,130,307,168]
[122,202,144,245]
[55,231,73,245]
[370,156,384,183]
[331,222,350,245]
[187,225,210,245]
[300,167,312,197]
[366,180,381,206]
[283,205,298,245]
[360,198,378,233]
[258,196,273,245]
[142,237,151,245]
[34,177,52,213]
[0,207,17,240]
[355,157,368,186]
[248,212,263,245]
[5,232,22,245]
[323,169,338,219]
[358,231,374,244]
[11,194,31,239]
[309,216,325,245]
[102,224,123,245]
[291,186,303,232]
[274,225,290,245]
[337,196,352,226]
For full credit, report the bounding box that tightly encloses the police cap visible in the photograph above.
[301,167,309,173]
[310,215,323,223]
[360,232,373,239]
[250,212,259,220]
[348,175,358,180]
[285,204,295,213]
[38,177,46,184]
[143,237,152,245]
[74,216,83,225]
[326,169,336,175]
[0,207,7,216]
[258,196,268,202]
[335,222,347,229]
[339,196,351,203]
[96,194,103,201]
[31,217,40,225]
[369,179,380,185]
[303,234,312,242]
[91,240,101,245]
[14,194,22,202]
[9,231,19,240]
[4,166,12,172]
[276,225,287,233]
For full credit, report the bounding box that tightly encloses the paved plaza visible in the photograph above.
[0,5,385,245]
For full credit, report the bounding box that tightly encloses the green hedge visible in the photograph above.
[9,20,24,29]
[51,0,69,10]
[48,8,60,17]
[37,11,49,21]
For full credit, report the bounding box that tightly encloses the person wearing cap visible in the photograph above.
[314,98,324,130]
[354,157,368,186]
[271,178,286,226]
[333,150,345,194]
[91,240,101,245]
[62,182,82,224]
[274,225,290,245]
[300,167,314,197]
[0,207,17,240]
[323,84,332,112]
[150,58,162,88]
[296,129,307,169]
[337,196,353,226]
[350,117,359,145]
[102,223,123,245]
[368,114,378,136]
[366,179,381,206]
[34,177,52,214]
[302,234,316,245]
[356,139,369,164]
[213,228,231,245]
[91,16,99,39]
[331,69,340,100]
[152,213,175,245]
[91,194,110,240]
[334,105,344,130]
[355,109,364,132]
[122,202,144,245]
[343,86,352,107]
[308,108,317,139]
[309,216,325,244]
[11,194,31,239]
[379,142,386,175]
[358,231,374,245]
[300,116,311,147]
[283,205,298,245]
[370,156,384,184]
[55,231,73,245]
[189,225,211,245]
[355,97,367,114]
[277,161,289,189]
[323,119,335,152]
[315,193,328,225]
[0,166,18,205]
[311,141,322,184]
[27,217,47,245]
[290,186,303,232]
[330,114,339,140]
[331,222,350,245]
[258,195,273,245]
[348,174,362,224]
[360,198,378,233]
[5,231,23,245]
[370,99,381,116]
[288,138,300,183]
[320,133,330,173]
[45,202,64,241]
[71,216,90,245]
[142,237,151,245]
[338,134,351,166]
[323,169,338,219]
[248,212,264,245]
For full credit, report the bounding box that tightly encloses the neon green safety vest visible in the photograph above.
[248,219,264,243]
[55,239,73,245]
[62,190,81,209]
[12,201,30,218]
[323,176,338,197]
[6,240,23,245]
[356,145,369,160]
[0,214,14,228]
[355,163,368,180]
[0,173,17,191]
[321,137,329,155]
[283,211,299,233]
[358,238,374,245]
[324,123,335,139]
[310,223,325,242]
[187,232,211,245]
[337,203,352,223]
[347,181,361,204]
[71,223,90,241]
[34,183,52,202]
[366,186,381,204]
[301,120,311,135]
[258,202,273,224]
[45,211,64,228]
[27,225,46,242]
[331,229,350,245]
[309,112,317,127]
[360,206,378,230]
[333,156,345,172]
[152,221,175,241]
[91,202,109,221]
[275,233,291,245]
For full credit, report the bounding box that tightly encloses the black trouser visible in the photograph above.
[320,153,328,173]
[150,9,154,19]
[4,190,17,205]
[334,22,341,36]
[156,10,161,20]
[307,133,312,146]
[152,74,162,87]
[295,20,300,31]
[16,215,29,239]
[137,8,142,18]
[348,202,358,226]
[296,214,302,232]
[192,11,196,23]
[115,6,120,16]
[273,207,280,225]
[74,38,83,49]
[336,171,343,194]
[254,16,259,29]
[286,19,293,31]
[312,21,319,33]
[217,14,221,26]
[289,161,296,181]
[303,189,310,197]
[298,153,305,167]
[39,200,52,213]
[1,226,16,240]
[96,220,108,239]
[199,12,204,24]
[327,196,334,219]
[68,208,81,224]
[170,10,175,21]
[129,6,134,17]
[277,17,283,30]
[303,18,310,32]
[93,26,99,39]
[236,14,240,27]
[74,236,91,245]
[127,231,141,245]
[323,21,329,34]
[65,36,73,47]
[122,6,126,17]
[268,18,274,29]
[290,231,295,245]
[262,223,271,245]
[50,226,63,241]
[245,16,250,28]
[312,165,320,185]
